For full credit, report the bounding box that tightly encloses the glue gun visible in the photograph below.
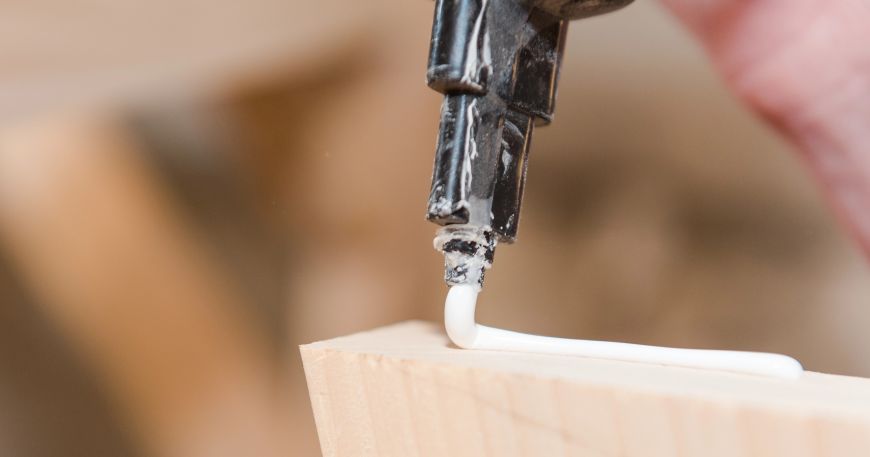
[425,0,634,287]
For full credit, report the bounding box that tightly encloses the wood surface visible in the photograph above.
[301,321,870,457]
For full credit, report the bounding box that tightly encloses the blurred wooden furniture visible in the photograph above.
[302,321,870,457]
[0,117,294,457]
[0,2,370,456]
[0,0,365,119]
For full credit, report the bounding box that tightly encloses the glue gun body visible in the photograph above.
[425,0,633,287]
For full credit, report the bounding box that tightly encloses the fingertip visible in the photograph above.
[657,0,732,34]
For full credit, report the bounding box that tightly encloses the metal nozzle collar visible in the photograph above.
[434,225,497,287]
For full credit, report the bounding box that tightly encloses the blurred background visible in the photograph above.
[1,0,869,456]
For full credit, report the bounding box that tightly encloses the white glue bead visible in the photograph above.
[444,284,480,348]
[443,286,803,379]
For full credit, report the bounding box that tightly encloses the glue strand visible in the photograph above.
[444,285,803,379]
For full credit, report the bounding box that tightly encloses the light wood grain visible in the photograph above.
[301,321,870,457]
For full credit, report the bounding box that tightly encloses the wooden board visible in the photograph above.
[301,320,870,457]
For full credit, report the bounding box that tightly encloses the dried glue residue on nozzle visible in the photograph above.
[444,285,804,379]
[433,225,496,287]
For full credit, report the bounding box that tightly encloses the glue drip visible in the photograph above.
[444,284,803,379]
